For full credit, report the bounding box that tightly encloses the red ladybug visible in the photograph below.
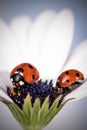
[10,63,40,86]
[56,69,84,88]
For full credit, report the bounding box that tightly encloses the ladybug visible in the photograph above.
[56,69,84,88]
[10,63,40,87]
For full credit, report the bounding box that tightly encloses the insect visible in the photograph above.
[10,63,40,87]
[56,69,84,94]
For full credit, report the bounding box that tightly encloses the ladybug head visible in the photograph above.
[10,68,25,87]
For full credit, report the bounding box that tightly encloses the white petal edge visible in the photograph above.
[0,71,13,91]
[26,10,56,67]
[64,80,87,101]
[39,9,74,79]
[10,16,32,59]
[63,40,87,78]
[0,89,13,103]
[0,19,25,72]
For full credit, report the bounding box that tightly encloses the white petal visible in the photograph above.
[0,19,24,72]
[63,40,87,78]
[0,71,12,91]
[64,81,87,101]
[34,10,74,78]
[0,89,13,103]
[26,10,56,66]
[10,16,32,58]
[39,9,74,79]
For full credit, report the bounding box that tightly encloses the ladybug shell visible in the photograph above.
[10,63,40,83]
[58,69,84,88]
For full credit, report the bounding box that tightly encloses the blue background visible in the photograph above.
[0,0,87,130]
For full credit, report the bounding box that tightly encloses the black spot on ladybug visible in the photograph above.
[17,68,24,73]
[65,71,69,75]
[66,79,69,82]
[32,74,35,80]
[76,73,80,77]
[28,64,33,69]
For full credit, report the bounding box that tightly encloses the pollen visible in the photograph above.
[11,89,16,96]
[18,92,21,96]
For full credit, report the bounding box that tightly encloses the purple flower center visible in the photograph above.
[7,79,63,109]
[7,79,82,109]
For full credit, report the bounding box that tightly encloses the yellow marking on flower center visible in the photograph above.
[11,89,16,96]
[18,92,21,96]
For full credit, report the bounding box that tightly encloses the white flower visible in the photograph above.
[0,9,87,104]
